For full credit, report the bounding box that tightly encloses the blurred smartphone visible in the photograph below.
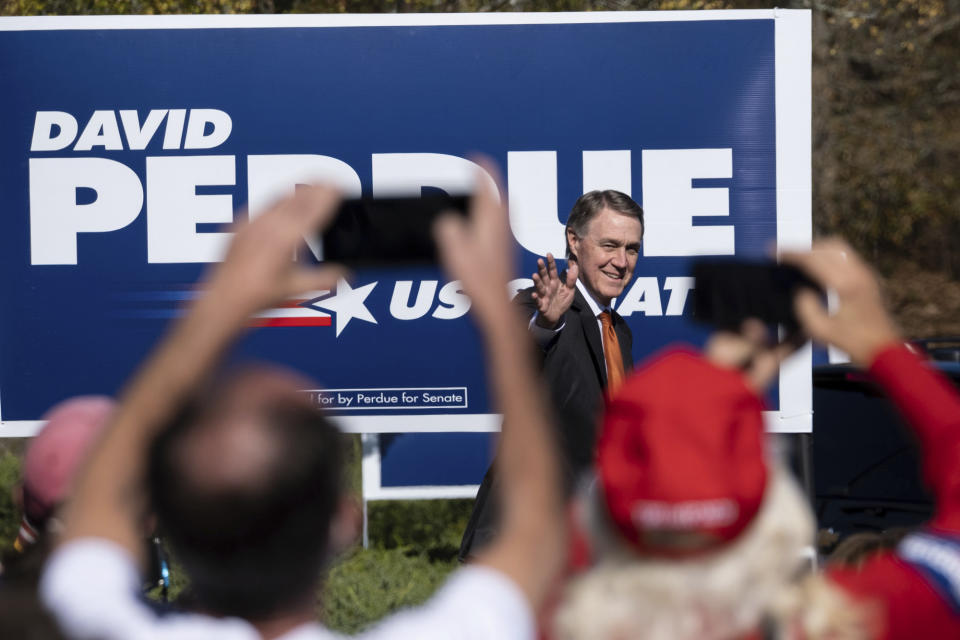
[691,259,824,335]
[318,194,470,267]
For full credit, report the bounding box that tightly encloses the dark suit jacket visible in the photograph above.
[459,284,634,559]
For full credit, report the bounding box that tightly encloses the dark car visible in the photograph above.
[812,339,960,538]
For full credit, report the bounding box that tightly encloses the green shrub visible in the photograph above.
[320,546,457,634]
[367,499,473,560]
[316,498,474,631]
[0,448,23,551]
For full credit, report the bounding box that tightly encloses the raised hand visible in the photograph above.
[436,163,565,608]
[204,185,347,321]
[782,238,900,366]
[531,253,579,329]
[705,319,798,394]
[59,185,347,553]
[433,165,514,327]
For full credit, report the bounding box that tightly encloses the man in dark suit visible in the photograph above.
[460,190,644,559]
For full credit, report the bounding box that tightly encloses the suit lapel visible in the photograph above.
[572,288,607,387]
[612,310,634,371]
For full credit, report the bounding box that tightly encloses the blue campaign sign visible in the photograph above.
[0,13,811,493]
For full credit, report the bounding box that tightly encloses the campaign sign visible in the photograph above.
[0,12,811,490]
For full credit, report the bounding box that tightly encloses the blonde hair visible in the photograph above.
[554,467,869,640]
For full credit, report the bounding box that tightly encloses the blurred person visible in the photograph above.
[12,396,114,554]
[2,397,112,596]
[40,177,566,640]
[553,239,960,640]
[0,398,110,640]
[828,530,910,572]
[4,395,172,601]
[462,190,643,559]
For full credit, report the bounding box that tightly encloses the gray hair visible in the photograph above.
[565,190,644,259]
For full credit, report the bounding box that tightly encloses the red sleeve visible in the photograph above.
[828,553,960,640]
[827,346,960,639]
[867,344,960,531]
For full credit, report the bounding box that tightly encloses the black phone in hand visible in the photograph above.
[318,194,470,267]
[691,259,824,336]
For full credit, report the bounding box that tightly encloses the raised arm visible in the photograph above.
[786,239,960,523]
[784,238,899,369]
[59,187,344,560]
[435,173,566,610]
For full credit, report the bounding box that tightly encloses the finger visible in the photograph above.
[565,261,579,288]
[811,237,855,256]
[469,165,504,229]
[533,293,549,313]
[794,289,833,342]
[532,273,548,296]
[749,340,797,379]
[225,207,253,235]
[780,249,830,287]
[746,351,784,393]
[260,185,341,246]
[739,318,770,349]
[755,339,799,377]
[546,253,559,281]
[782,241,851,290]
[433,214,469,271]
[244,191,293,226]
[705,332,755,370]
[769,340,800,363]
[292,185,342,235]
[537,258,549,280]
[469,155,506,196]
[467,161,511,255]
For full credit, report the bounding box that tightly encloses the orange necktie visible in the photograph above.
[598,311,625,394]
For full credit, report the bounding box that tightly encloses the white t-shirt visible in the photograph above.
[41,539,534,640]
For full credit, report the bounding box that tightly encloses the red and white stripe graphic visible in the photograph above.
[251,292,332,328]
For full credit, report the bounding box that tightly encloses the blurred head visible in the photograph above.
[596,351,768,555]
[555,351,868,640]
[147,367,347,620]
[556,467,818,640]
[17,396,115,550]
[565,191,644,306]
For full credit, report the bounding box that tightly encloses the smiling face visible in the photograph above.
[567,207,643,307]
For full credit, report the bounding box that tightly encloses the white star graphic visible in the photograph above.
[309,279,378,337]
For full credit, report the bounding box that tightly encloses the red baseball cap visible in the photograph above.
[597,349,768,556]
[21,395,115,525]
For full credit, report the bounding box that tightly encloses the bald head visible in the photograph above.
[147,366,344,620]
[171,368,313,495]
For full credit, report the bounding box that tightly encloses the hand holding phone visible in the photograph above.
[691,259,825,340]
[318,194,470,267]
